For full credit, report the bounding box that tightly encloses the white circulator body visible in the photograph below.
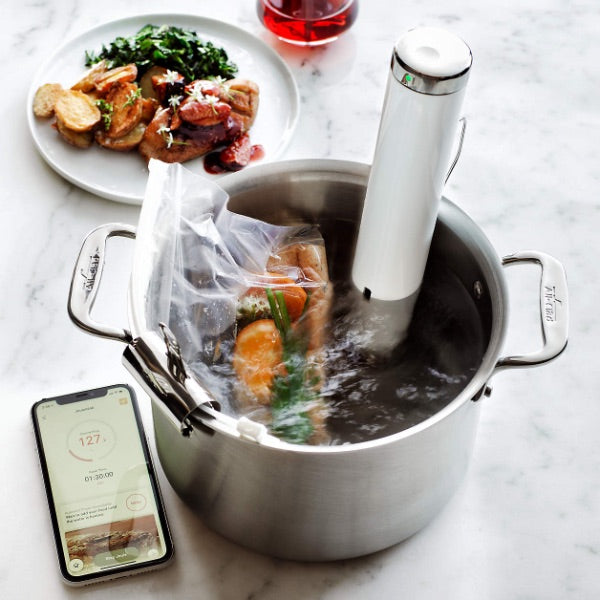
[350,27,472,353]
[352,80,467,300]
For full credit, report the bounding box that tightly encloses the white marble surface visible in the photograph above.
[2,0,598,598]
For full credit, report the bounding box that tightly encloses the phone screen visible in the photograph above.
[32,384,173,584]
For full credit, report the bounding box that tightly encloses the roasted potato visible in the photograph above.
[140,97,159,123]
[95,122,146,152]
[71,60,107,92]
[33,83,63,118]
[94,64,137,95]
[138,65,168,99]
[55,117,94,148]
[104,82,143,138]
[54,89,101,132]
[225,78,260,129]
[82,88,102,103]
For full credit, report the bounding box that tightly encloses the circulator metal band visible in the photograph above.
[391,49,472,96]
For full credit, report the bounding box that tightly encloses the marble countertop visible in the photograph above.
[2,0,598,598]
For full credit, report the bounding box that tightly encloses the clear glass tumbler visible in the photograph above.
[257,0,358,46]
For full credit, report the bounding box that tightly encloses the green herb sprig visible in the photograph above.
[85,24,238,82]
[265,288,317,444]
[95,99,113,130]
[122,87,141,108]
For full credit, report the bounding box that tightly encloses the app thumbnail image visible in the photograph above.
[65,514,162,568]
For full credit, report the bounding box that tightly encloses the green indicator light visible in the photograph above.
[405,74,412,82]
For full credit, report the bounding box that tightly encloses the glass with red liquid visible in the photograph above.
[257,0,358,46]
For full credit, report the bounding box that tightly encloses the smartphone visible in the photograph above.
[32,384,174,585]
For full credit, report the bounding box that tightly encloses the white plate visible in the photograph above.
[27,14,299,204]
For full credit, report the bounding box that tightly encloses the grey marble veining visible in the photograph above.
[2,0,598,598]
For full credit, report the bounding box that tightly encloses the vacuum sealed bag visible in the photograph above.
[134,160,331,444]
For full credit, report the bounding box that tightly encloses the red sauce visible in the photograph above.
[178,122,228,148]
[204,152,227,174]
[203,143,265,175]
[250,144,265,161]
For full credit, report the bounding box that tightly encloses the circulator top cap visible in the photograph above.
[392,27,472,95]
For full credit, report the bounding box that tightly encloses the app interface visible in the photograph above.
[36,387,168,577]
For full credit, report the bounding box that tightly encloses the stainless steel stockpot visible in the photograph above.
[68,160,568,561]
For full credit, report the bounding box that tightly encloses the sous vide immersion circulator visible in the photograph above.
[351,27,473,354]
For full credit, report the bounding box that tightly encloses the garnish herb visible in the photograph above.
[164,69,181,83]
[186,81,205,102]
[167,94,183,113]
[122,87,141,108]
[203,93,220,115]
[265,288,317,444]
[209,74,235,99]
[95,99,113,130]
[85,24,238,82]
[156,125,188,149]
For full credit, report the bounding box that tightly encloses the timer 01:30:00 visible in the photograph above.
[84,472,114,482]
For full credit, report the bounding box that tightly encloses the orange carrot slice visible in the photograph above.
[245,273,308,322]
[233,319,283,403]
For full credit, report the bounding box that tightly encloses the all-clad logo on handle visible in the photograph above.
[80,249,100,293]
[544,285,562,323]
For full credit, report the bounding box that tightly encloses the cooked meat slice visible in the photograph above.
[138,77,260,164]
[138,107,180,162]
[218,133,252,171]
[138,107,226,163]
[178,95,231,126]
[151,69,186,103]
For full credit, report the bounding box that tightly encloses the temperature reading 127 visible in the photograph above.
[79,433,104,447]
[68,420,116,462]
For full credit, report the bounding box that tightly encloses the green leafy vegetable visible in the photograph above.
[265,289,318,444]
[85,24,238,82]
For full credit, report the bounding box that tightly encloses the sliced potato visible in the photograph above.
[95,122,146,152]
[71,60,107,92]
[224,78,260,130]
[140,97,159,123]
[82,88,102,103]
[105,82,143,138]
[33,83,63,118]
[94,64,137,94]
[55,117,94,148]
[139,65,168,99]
[54,89,101,132]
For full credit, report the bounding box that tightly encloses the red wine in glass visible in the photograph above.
[257,0,358,46]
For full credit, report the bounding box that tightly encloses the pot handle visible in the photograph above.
[496,250,568,370]
[68,223,136,344]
